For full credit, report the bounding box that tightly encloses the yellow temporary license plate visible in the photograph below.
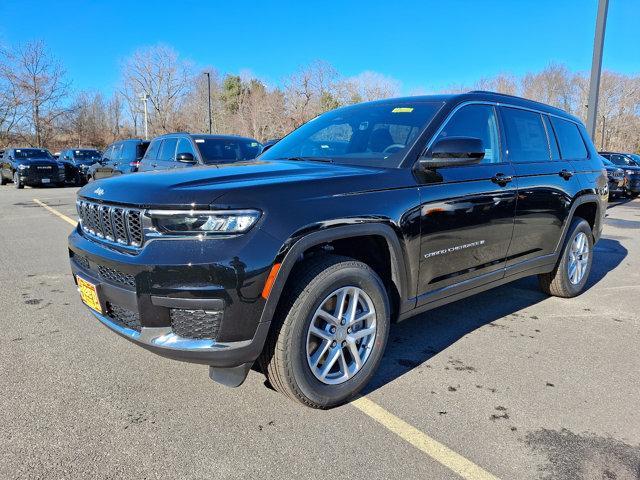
[77,276,102,313]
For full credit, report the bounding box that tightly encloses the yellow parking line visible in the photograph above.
[33,196,498,479]
[32,198,77,226]
[351,396,499,480]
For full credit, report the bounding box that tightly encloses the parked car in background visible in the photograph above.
[58,148,102,185]
[138,133,262,172]
[0,147,63,188]
[87,139,149,181]
[599,156,625,199]
[599,151,640,197]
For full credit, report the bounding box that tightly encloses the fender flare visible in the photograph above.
[258,223,411,324]
[554,193,603,253]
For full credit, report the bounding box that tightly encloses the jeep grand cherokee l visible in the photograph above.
[68,91,606,408]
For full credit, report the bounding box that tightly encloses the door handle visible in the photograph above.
[491,173,513,186]
[151,163,158,168]
[559,169,573,180]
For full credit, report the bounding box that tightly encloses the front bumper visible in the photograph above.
[626,177,640,193]
[89,306,270,366]
[68,224,280,367]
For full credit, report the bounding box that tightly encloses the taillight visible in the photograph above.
[129,161,140,168]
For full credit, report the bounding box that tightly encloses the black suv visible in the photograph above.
[1,148,63,188]
[58,148,102,185]
[599,151,640,197]
[138,133,262,172]
[68,92,607,408]
[86,139,150,181]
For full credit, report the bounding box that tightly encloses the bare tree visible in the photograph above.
[4,40,70,146]
[121,44,192,134]
[337,71,401,104]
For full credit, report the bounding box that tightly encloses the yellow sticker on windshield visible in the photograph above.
[392,107,414,113]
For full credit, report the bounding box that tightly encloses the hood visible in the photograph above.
[78,159,391,207]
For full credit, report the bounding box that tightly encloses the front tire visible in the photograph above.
[260,255,390,409]
[13,172,23,189]
[539,217,593,298]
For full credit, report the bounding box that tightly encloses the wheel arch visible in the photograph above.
[554,193,603,254]
[258,223,412,325]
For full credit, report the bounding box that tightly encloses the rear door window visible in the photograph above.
[550,117,588,160]
[500,107,550,162]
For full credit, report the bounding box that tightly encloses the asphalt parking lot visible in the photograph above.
[1,185,639,480]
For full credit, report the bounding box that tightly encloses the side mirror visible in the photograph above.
[419,137,485,170]
[261,143,275,154]
[176,152,196,163]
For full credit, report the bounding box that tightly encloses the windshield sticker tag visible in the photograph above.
[251,142,258,147]
[195,139,205,143]
[16,149,21,152]
[392,107,414,113]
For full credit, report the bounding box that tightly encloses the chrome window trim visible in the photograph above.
[420,100,586,163]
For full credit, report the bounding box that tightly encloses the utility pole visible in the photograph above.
[601,115,606,150]
[586,0,609,139]
[140,94,149,140]
[204,72,212,134]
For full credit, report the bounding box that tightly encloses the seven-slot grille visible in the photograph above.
[77,200,144,247]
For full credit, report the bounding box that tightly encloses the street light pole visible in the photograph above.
[204,72,212,134]
[140,94,149,140]
[586,0,609,139]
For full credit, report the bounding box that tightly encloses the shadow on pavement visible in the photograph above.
[364,238,627,393]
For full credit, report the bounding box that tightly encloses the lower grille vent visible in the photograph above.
[170,309,222,340]
[106,303,141,332]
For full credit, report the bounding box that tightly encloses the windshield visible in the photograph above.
[195,138,263,164]
[14,148,52,159]
[609,155,636,166]
[260,101,443,167]
[600,157,613,166]
[627,154,640,165]
[74,150,101,160]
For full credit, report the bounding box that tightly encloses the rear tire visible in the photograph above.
[538,217,593,298]
[259,254,390,409]
[0,174,7,185]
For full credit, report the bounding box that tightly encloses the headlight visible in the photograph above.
[18,164,29,170]
[148,209,261,234]
[625,170,635,175]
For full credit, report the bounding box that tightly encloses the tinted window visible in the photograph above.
[13,148,52,159]
[550,117,588,160]
[176,138,196,161]
[436,104,501,163]
[196,138,263,164]
[157,138,178,161]
[542,116,561,160]
[136,142,150,159]
[120,141,138,161]
[112,143,124,161]
[73,149,101,161]
[144,139,161,161]
[501,108,550,162]
[260,101,442,167]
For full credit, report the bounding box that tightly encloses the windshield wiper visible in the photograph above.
[282,156,334,163]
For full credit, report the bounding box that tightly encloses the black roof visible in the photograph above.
[154,132,261,143]
[357,91,581,123]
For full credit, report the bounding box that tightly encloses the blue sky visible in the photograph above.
[1,0,638,96]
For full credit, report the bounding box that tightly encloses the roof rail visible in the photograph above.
[467,90,524,100]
